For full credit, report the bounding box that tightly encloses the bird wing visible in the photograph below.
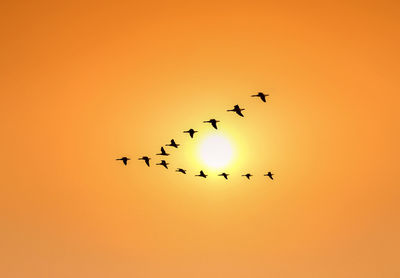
[212,121,217,129]
[260,95,266,102]
[123,160,127,165]
[145,159,150,166]
[236,110,244,117]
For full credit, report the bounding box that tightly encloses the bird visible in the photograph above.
[218,173,229,180]
[176,168,186,174]
[227,104,245,117]
[251,92,269,102]
[264,171,274,180]
[203,119,220,129]
[156,147,169,156]
[138,156,150,167]
[195,170,207,178]
[166,139,180,148]
[156,160,169,169]
[116,157,130,165]
[242,173,252,179]
[183,128,198,138]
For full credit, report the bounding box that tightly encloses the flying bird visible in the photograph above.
[156,160,169,169]
[218,173,229,180]
[195,170,208,178]
[251,92,269,102]
[176,168,186,174]
[116,157,130,166]
[227,104,245,117]
[166,139,180,148]
[156,147,169,156]
[242,173,252,179]
[264,171,274,180]
[138,156,151,167]
[183,128,198,138]
[203,119,220,129]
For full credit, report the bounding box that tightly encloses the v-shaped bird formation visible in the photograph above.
[116,92,275,181]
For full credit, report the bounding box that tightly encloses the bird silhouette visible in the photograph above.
[227,104,245,117]
[183,128,198,138]
[264,171,274,180]
[195,170,207,178]
[176,168,186,174]
[218,172,229,180]
[116,157,130,165]
[156,160,169,169]
[203,119,220,129]
[251,92,269,102]
[138,156,150,167]
[166,139,180,148]
[242,173,252,179]
[156,147,169,156]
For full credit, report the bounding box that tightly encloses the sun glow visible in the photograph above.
[198,133,234,169]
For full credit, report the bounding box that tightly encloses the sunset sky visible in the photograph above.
[1,1,399,277]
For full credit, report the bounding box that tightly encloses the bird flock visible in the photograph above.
[116,92,274,181]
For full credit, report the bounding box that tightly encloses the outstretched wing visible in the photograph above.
[260,95,266,102]
[212,121,218,129]
[236,110,244,117]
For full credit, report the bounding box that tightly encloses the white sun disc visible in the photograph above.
[199,134,233,168]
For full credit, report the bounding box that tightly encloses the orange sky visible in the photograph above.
[1,1,399,277]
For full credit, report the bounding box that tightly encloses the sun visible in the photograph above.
[198,133,234,169]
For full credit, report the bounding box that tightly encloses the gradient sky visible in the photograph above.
[1,1,399,277]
